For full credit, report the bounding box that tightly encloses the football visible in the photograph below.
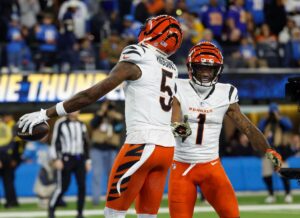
[17,122,50,141]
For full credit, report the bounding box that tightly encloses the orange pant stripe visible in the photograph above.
[106,144,174,214]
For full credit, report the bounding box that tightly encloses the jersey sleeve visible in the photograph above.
[119,44,146,64]
[228,85,239,104]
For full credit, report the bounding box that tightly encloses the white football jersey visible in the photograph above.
[119,44,178,147]
[174,79,239,163]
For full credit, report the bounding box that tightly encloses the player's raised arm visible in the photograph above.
[18,61,141,133]
[226,102,282,170]
[171,96,191,139]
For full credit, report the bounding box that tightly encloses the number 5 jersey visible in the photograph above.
[119,44,178,147]
[174,78,239,163]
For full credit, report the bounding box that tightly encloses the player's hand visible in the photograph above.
[53,159,64,170]
[171,115,192,138]
[265,148,282,171]
[18,109,49,134]
[85,160,92,172]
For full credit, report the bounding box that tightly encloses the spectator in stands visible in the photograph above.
[121,14,142,43]
[35,13,58,72]
[200,0,225,42]
[90,5,110,45]
[90,100,124,206]
[284,0,300,26]
[0,113,19,208]
[278,17,296,68]
[265,0,287,36]
[6,14,24,73]
[258,103,293,203]
[186,0,209,15]
[58,0,90,40]
[0,0,20,43]
[233,36,257,68]
[99,30,126,70]
[222,17,241,49]
[201,29,222,50]
[146,0,165,15]
[79,36,96,70]
[289,27,300,67]
[245,0,264,26]
[133,0,150,23]
[256,23,279,67]
[180,11,205,45]
[18,0,40,29]
[227,0,247,37]
[162,0,177,17]
[57,5,79,72]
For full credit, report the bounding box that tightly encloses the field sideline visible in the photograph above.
[0,193,299,218]
[0,204,300,218]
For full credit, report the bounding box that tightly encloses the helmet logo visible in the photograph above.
[160,41,168,47]
[201,58,214,64]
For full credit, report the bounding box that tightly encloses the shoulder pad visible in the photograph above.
[119,44,146,63]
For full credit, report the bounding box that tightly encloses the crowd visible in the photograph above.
[1,0,300,73]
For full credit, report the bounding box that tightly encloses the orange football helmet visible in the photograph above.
[187,41,223,86]
[138,15,183,57]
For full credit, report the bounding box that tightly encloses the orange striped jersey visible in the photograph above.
[174,78,238,163]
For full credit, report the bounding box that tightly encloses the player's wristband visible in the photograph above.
[56,102,68,116]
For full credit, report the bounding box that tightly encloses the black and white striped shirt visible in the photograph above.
[50,117,89,160]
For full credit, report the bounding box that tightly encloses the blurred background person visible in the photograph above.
[99,30,126,70]
[0,113,20,208]
[258,103,293,203]
[35,13,58,72]
[6,14,24,73]
[49,111,91,218]
[58,0,90,40]
[90,100,124,206]
[57,4,79,72]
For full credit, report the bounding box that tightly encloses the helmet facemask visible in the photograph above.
[188,62,223,87]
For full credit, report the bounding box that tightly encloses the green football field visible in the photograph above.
[0,194,300,217]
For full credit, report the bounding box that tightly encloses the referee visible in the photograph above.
[48,111,90,218]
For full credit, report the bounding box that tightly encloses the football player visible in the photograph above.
[169,41,282,218]
[18,15,183,218]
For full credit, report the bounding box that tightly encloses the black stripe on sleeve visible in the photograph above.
[229,85,235,101]
[123,50,142,56]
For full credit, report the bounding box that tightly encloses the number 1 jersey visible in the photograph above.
[119,44,178,147]
[174,79,239,163]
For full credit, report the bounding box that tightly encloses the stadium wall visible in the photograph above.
[3,156,299,197]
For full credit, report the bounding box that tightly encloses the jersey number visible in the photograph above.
[196,113,206,145]
[160,69,173,112]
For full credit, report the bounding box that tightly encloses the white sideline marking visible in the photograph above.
[0,204,300,217]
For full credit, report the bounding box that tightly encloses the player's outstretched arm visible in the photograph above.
[226,103,282,170]
[18,62,141,133]
[171,97,191,139]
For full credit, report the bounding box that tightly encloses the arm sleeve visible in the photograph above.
[228,85,239,104]
[119,44,145,64]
